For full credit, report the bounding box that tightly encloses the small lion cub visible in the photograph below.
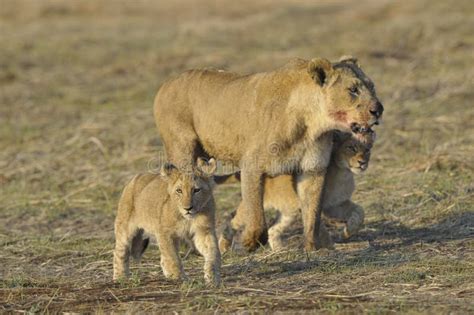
[113,158,221,286]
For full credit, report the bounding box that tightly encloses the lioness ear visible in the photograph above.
[308,58,333,86]
[339,55,359,66]
[197,157,217,177]
[160,162,178,179]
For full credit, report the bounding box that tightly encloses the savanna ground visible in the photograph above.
[1,0,473,313]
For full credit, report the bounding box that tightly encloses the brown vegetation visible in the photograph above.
[1,0,473,312]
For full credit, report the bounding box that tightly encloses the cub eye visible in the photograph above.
[193,188,201,194]
[347,145,357,153]
[176,188,182,194]
[348,85,359,96]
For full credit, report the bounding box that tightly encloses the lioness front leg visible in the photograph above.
[231,168,267,251]
[157,235,184,280]
[297,172,334,251]
[194,229,221,286]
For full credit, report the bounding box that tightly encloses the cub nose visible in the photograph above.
[370,101,384,118]
[358,160,368,169]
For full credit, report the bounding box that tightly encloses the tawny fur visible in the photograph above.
[216,133,373,252]
[154,56,383,251]
[113,158,221,286]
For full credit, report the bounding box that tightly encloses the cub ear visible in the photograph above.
[339,55,359,66]
[160,162,178,179]
[197,157,217,177]
[308,58,333,86]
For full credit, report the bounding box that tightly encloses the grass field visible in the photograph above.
[1,0,473,313]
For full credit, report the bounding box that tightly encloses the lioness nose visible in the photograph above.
[184,206,193,211]
[370,101,384,118]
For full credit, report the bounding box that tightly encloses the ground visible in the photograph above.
[0,0,473,313]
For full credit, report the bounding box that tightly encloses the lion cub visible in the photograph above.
[265,133,373,250]
[113,158,221,286]
[217,132,374,251]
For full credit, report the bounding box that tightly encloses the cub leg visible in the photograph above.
[324,200,365,239]
[218,211,236,254]
[130,228,149,262]
[194,228,221,286]
[157,235,184,280]
[268,212,298,251]
[344,203,364,239]
[297,172,334,251]
[113,224,134,280]
[231,168,267,251]
[113,181,137,281]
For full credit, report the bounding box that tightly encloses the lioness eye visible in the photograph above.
[193,188,201,194]
[176,188,182,194]
[349,86,359,96]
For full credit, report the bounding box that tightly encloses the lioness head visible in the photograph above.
[308,56,383,141]
[334,131,374,174]
[161,158,217,219]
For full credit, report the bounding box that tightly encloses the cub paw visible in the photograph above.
[218,235,232,254]
[241,227,268,252]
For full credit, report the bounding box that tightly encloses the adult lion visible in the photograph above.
[154,56,383,251]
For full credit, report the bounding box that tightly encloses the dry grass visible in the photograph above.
[1,0,473,313]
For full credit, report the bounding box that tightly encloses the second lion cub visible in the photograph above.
[113,158,221,286]
[217,132,374,252]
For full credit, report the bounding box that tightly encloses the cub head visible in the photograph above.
[333,131,375,174]
[161,157,217,219]
[308,56,384,142]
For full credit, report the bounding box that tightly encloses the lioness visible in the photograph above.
[113,158,221,286]
[154,56,383,251]
[216,132,374,251]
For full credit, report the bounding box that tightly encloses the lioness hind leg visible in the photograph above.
[232,169,267,251]
[164,127,201,172]
[268,212,297,251]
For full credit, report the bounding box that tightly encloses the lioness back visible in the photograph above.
[153,62,310,163]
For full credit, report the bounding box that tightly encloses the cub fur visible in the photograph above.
[154,56,383,251]
[217,132,374,252]
[113,158,221,286]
